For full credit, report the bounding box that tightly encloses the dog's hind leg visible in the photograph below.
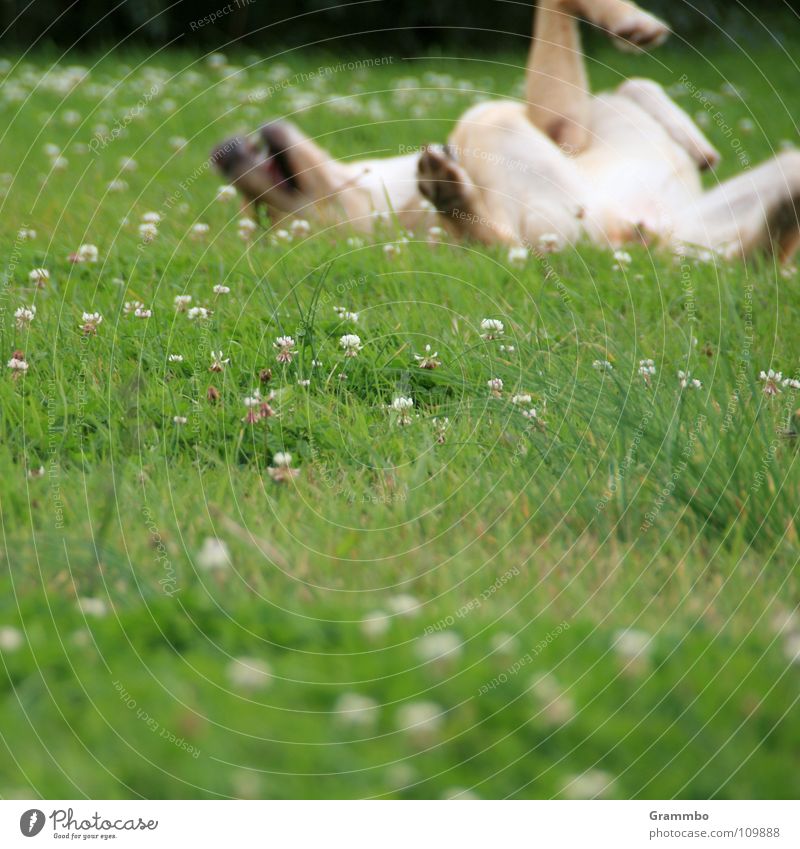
[526,1,669,153]
[617,78,720,170]
[675,150,800,262]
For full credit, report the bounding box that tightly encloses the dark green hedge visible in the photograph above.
[1,0,797,51]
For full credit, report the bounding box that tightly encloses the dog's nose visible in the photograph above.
[210,136,247,175]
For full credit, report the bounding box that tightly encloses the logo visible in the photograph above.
[19,809,46,837]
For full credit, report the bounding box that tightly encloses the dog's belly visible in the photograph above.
[580,156,700,242]
[578,95,704,241]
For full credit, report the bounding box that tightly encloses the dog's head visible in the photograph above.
[211,121,352,224]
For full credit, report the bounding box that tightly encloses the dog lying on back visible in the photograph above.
[213,0,800,262]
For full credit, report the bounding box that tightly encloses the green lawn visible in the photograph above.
[0,38,799,799]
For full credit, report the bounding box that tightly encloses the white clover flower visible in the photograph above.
[227,657,272,690]
[490,632,518,654]
[124,300,144,315]
[168,354,184,363]
[75,244,98,262]
[216,184,236,201]
[480,318,504,340]
[339,334,363,357]
[108,179,127,192]
[593,359,613,371]
[612,628,653,662]
[119,156,137,171]
[333,693,379,728]
[389,396,414,426]
[187,306,211,320]
[273,228,292,244]
[639,358,656,385]
[174,294,192,311]
[508,245,529,266]
[537,233,561,252]
[28,268,50,285]
[50,155,68,170]
[268,451,299,483]
[243,390,262,408]
[613,249,632,267]
[488,377,503,396]
[212,284,230,295]
[499,344,515,353]
[238,217,257,240]
[173,415,188,425]
[209,351,230,372]
[760,369,783,396]
[529,672,575,726]
[138,222,158,242]
[17,228,36,240]
[197,536,230,570]
[677,370,702,390]
[191,222,210,238]
[432,416,449,444]
[134,306,152,318]
[415,631,464,665]
[414,344,440,370]
[784,633,800,665]
[562,770,617,800]
[80,312,103,334]
[383,243,400,258]
[511,393,531,405]
[386,594,421,617]
[169,135,188,151]
[141,211,162,224]
[77,597,107,617]
[0,625,24,652]
[297,378,310,387]
[290,219,311,238]
[522,407,539,421]
[783,377,800,390]
[346,236,364,248]
[274,335,297,364]
[427,225,445,242]
[395,701,444,742]
[333,305,359,323]
[361,610,390,639]
[7,356,28,372]
[14,305,36,328]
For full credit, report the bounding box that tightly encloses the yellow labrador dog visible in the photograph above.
[213,0,800,261]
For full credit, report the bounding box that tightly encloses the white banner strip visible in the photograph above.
[2,800,797,847]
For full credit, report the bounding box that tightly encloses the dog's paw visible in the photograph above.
[609,12,670,53]
[695,144,721,172]
[417,145,474,214]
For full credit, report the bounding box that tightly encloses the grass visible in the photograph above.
[0,37,799,799]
